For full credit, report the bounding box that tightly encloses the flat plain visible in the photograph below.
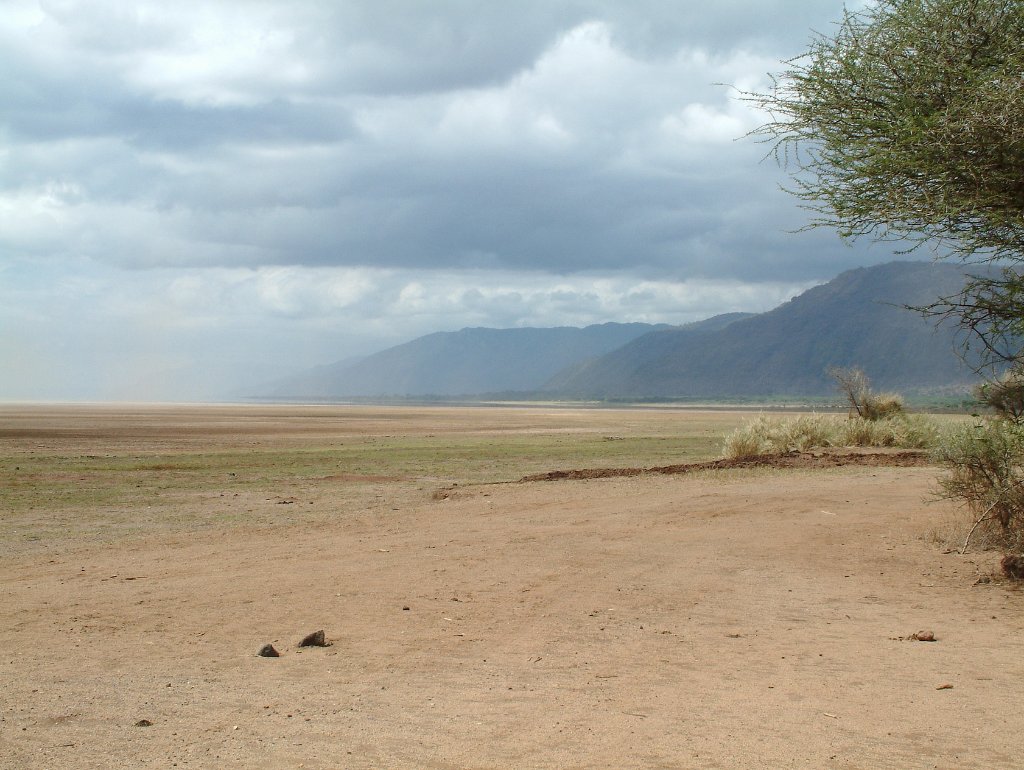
[1,404,1022,769]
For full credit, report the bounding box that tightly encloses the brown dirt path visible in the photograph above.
[3,463,1023,769]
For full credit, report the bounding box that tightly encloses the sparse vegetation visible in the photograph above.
[0,405,746,555]
[928,365,1024,558]
[722,368,943,459]
[722,413,944,459]
[750,0,1024,566]
[933,410,1024,555]
[828,366,905,421]
[976,367,1024,423]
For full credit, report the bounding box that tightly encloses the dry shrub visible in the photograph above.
[723,414,836,458]
[933,419,1024,552]
[828,366,905,420]
[1000,554,1024,580]
[778,414,839,452]
[838,416,888,447]
[863,392,905,421]
[838,413,943,449]
[722,420,773,459]
[976,367,1024,423]
[722,413,943,459]
[925,506,975,552]
[896,414,948,448]
[935,367,1024,556]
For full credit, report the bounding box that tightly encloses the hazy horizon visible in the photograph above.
[2,0,907,402]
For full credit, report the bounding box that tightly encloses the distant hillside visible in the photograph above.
[545,313,751,391]
[548,261,982,399]
[266,262,988,402]
[270,322,670,399]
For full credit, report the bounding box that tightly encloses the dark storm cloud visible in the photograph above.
[3,0,909,401]
[303,1,844,92]
[5,88,352,150]
[2,0,872,282]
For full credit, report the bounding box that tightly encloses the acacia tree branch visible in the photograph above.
[961,498,999,554]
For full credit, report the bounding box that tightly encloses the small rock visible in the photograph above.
[257,644,280,657]
[402,606,410,611]
[134,719,153,727]
[297,630,329,648]
[911,630,936,642]
[936,683,954,690]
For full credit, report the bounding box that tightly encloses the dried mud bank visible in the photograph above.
[521,448,931,481]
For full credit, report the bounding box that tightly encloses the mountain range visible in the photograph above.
[269,321,670,399]
[266,261,983,401]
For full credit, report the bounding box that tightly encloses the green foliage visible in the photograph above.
[752,0,1024,368]
[722,413,944,459]
[915,266,1024,370]
[932,366,1024,552]
[751,0,1024,261]
[933,418,1024,549]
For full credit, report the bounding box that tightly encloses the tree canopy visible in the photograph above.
[752,0,1024,260]
[750,0,1024,367]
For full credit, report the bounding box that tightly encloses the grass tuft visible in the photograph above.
[723,413,948,459]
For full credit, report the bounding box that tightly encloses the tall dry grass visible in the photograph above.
[722,413,946,459]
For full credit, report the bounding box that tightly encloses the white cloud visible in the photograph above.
[126,10,313,106]
[661,103,750,145]
[0,2,832,276]
[1,254,821,399]
[0,0,912,400]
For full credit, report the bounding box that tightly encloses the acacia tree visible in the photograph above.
[749,0,1024,369]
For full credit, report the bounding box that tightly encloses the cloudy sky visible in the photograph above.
[1,0,897,401]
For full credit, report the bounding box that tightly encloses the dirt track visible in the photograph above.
[2,406,1022,769]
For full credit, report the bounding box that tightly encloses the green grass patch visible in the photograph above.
[0,410,744,554]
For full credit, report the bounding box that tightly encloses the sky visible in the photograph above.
[0,0,897,402]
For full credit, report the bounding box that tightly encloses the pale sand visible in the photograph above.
[1,406,1021,769]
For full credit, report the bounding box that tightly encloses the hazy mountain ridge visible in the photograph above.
[270,322,670,398]
[549,261,981,399]
[543,312,753,393]
[266,262,986,401]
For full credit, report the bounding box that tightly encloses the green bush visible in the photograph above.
[933,419,1024,551]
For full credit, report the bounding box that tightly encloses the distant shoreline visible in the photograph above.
[0,397,974,414]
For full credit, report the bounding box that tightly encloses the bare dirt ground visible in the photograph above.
[1,405,1022,769]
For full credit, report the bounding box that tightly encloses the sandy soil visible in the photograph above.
[1,406,1022,769]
